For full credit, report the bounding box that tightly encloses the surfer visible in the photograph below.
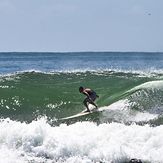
[79,86,99,112]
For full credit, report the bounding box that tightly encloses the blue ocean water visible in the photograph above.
[0,52,163,163]
[0,52,162,74]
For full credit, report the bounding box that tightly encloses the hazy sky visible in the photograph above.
[0,0,163,52]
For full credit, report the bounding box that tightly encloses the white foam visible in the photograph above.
[0,118,163,162]
[128,81,163,92]
[100,100,158,123]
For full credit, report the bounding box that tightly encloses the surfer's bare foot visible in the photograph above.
[85,110,90,113]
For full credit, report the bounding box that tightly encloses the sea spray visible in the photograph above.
[1,118,163,162]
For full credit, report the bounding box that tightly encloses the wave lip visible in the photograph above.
[0,68,163,78]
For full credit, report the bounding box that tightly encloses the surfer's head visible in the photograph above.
[79,86,84,93]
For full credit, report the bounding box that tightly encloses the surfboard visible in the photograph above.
[60,106,107,120]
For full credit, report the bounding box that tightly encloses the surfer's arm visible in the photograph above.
[83,90,89,97]
[83,90,93,101]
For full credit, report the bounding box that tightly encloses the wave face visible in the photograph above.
[0,70,163,125]
[0,52,163,163]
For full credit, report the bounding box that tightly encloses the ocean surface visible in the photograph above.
[0,52,163,163]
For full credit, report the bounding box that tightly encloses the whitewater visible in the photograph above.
[0,52,163,163]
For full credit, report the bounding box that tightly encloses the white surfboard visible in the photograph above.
[60,106,107,120]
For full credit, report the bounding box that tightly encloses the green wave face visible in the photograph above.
[0,70,162,126]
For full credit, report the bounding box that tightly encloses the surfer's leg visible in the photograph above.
[83,98,90,112]
[90,101,98,109]
[89,94,98,109]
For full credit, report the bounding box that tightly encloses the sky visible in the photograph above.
[0,0,163,52]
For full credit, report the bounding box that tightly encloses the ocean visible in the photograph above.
[0,52,163,163]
